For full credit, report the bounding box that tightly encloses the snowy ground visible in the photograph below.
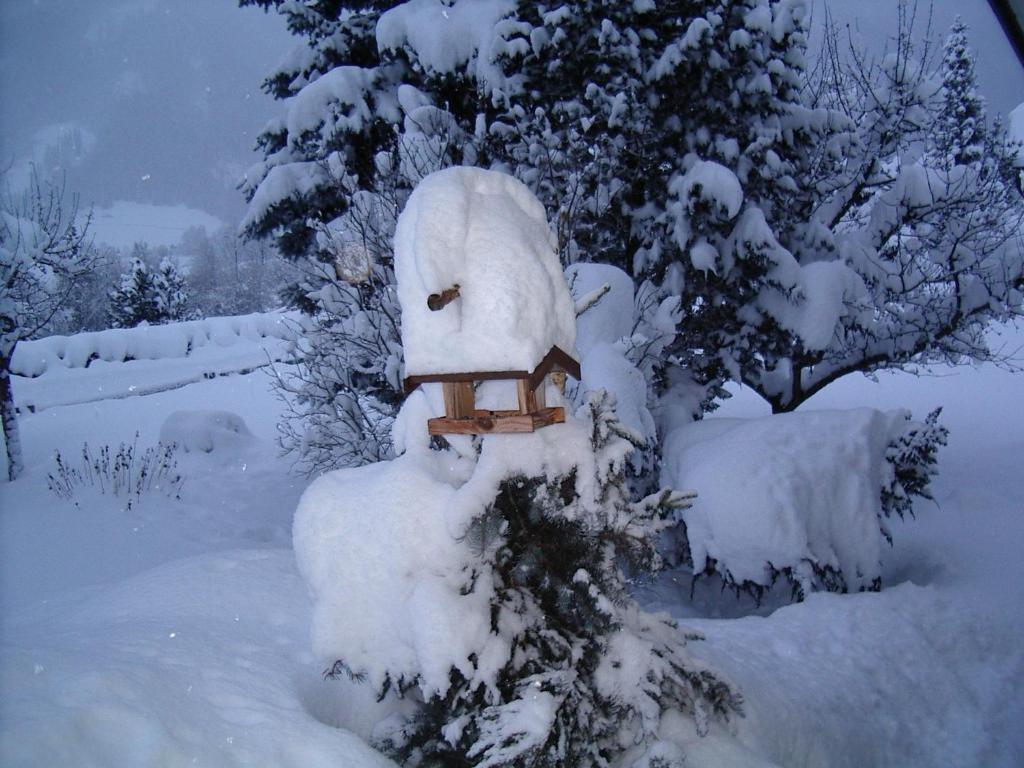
[1,327,1022,767]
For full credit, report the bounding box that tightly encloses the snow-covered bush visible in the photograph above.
[295,392,739,767]
[567,262,683,487]
[271,263,403,472]
[47,434,183,511]
[267,110,460,473]
[660,408,948,602]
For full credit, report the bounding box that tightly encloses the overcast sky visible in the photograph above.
[1,0,1021,226]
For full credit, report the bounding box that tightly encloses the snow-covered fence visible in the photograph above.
[12,312,298,377]
[11,312,300,412]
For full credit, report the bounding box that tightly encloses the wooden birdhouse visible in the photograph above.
[394,167,581,437]
[404,341,580,435]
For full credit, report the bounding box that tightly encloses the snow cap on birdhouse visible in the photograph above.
[395,166,579,434]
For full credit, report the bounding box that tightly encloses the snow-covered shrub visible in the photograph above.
[47,434,183,511]
[269,116,461,473]
[567,262,682,488]
[660,408,947,602]
[271,262,403,473]
[881,408,948,524]
[295,392,740,766]
[159,410,254,454]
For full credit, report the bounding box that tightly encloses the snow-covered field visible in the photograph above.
[1,325,1022,766]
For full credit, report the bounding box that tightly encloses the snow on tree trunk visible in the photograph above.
[0,358,24,481]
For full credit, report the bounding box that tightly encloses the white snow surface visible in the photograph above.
[12,311,297,377]
[661,408,907,590]
[293,450,503,699]
[395,167,577,377]
[1,318,1022,767]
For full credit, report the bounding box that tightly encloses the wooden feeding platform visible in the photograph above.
[404,346,580,435]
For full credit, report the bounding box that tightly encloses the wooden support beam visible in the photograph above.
[442,381,475,419]
[428,407,565,435]
[516,378,546,414]
[427,284,461,311]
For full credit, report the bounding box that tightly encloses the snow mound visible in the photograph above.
[293,452,502,698]
[159,410,254,453]
[395,167,577,378]
[661,409,908,591]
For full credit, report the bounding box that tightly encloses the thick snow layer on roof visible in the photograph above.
[395,167,577,377]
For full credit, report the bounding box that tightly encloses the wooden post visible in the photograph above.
[442,381,475,419]
[516,377,546,415]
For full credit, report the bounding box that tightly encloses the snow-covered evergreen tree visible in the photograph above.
[935,17,986,168]
[296,393,740,767]
[154,256,192,323]
[108,256,163,328]
[242,0,1023,428]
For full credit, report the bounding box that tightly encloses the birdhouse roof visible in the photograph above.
[403,344,580,393]
[395,166,578,384]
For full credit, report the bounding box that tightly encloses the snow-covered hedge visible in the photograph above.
[11,311,298,378]
[661,408,947,600]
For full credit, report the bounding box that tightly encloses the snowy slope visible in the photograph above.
[0,322,1022,766]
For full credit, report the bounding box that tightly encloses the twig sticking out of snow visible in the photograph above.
[574,282,611,318]
[427,284,461,311]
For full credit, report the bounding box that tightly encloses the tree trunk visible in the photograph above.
[0,357,24,481]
